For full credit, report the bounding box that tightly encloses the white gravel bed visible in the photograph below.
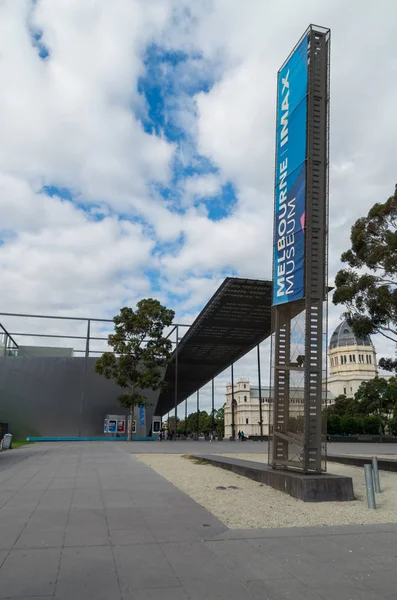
[137,453,397,529]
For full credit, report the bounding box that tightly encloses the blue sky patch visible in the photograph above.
[137,44,214,142]
[43,186,74,201]
[200,182,238,220]
[42,185,109,222]
[137,42,238,221]
[30,29,49,60]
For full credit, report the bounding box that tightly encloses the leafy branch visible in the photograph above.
[95,299,174,440]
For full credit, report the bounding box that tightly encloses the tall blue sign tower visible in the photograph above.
[270,26,330,474]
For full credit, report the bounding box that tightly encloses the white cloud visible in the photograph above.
[0,0,174,211]
[1,0,396,415]
[196,56,273,193]
[0,0,176,326]
[183,173,221,202]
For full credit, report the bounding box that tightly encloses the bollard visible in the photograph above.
[364,464,376,509]
[372,456,382,493]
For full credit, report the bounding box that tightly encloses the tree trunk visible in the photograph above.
[128,405,134,441]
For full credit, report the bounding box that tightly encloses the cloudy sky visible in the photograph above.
[1,0,396,414]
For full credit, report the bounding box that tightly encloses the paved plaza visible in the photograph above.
[116,439,397,456]
[0,442,396,599]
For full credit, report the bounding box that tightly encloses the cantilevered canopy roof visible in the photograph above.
[156,277,273,416]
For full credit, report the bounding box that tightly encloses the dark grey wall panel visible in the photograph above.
[0,357,160,438]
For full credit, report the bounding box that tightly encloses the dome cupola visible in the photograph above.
[329,310,373,350]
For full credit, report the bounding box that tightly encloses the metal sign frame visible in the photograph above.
[271,25,330,474]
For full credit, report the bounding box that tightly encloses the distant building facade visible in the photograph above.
[224,311,381,438]
[224,378,333,439]
[15,346,74,358]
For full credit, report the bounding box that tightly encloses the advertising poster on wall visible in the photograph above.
[273,35,308,306]
[127,417,136,434]
[108,419,117,433]
[139,406,145,426]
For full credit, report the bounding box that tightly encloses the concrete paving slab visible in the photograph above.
[71,489,104,510]
[101,490,134,508]
[22,479,54,491]
[161,540,258,600]
[64,523,110,547]
[113,543,179,591]
[301,573,389,600]
[1,441,397,599]
[0,479,31,492]
[0,547,61,598]
[24,508,70,532]
[122,587,190,600]
[0,525,27,550]
[147,507,227,543]
[352,570,397,600]
[74,479,101,490]
[329,531,397,558]
[205,539,290,580]
[106,507,147,530]
[151,526,209,543]
[0,551,8,569]
[129,490,189,508]
[14,529,65,549]
[47,478,76,490]
[181,580,258,600]
[109,527,156,546]
[297,535,384,574]
[5,490,44,510]
[36,489,73,510]
[68,508,107,526]
[54,546,120,600]
[161,540,247,585]
[246,577,325,600]
[0,491,17,507]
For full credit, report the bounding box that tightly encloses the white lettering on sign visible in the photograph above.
[276,67,297,299]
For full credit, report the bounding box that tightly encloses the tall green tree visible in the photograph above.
[327,394,359,418]
[95,299,174,441]
[333,185,397,344]
[214,407,225,436]
[175,407,225,437]
[355,376,397,432]
[182,411,212,435]
[327,414,341,435]
[327,377,397,436]
[340,415,361,436]
[378,356,397,374]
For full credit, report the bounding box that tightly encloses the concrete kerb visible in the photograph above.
[328,454,397,472]
[196,454,354,502]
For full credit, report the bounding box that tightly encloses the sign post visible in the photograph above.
[270,25,330,474]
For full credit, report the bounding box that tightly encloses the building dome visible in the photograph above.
[329,311,372,350]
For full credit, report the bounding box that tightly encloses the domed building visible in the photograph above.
[223,311,380,439]
[327,310,378,398]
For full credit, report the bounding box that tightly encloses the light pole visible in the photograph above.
[257,344,263,442]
